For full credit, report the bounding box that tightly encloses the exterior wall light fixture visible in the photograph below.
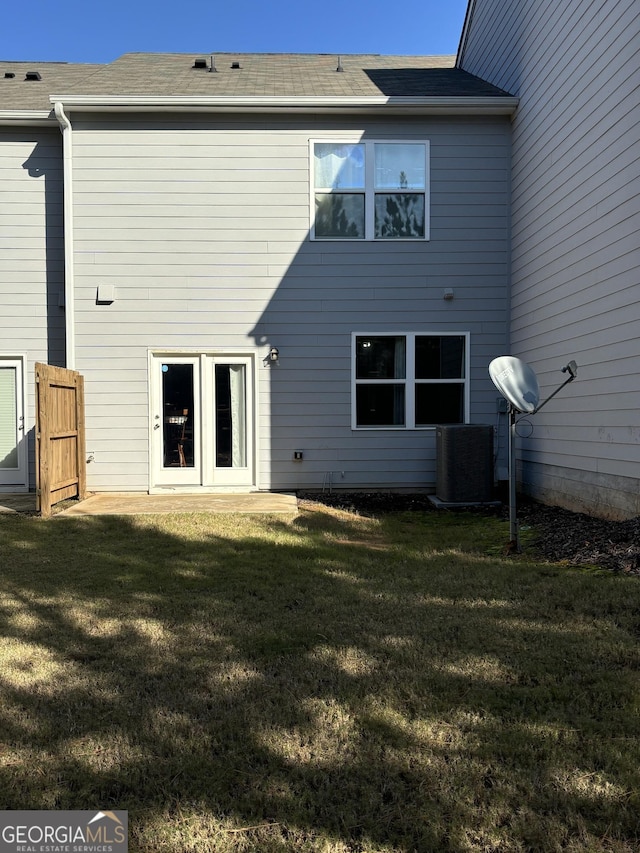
[264,346,279,366]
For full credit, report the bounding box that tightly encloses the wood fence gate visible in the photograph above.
[35,363,86,517]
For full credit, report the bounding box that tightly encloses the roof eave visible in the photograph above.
[0,109,55,126]
[50,94,518,116]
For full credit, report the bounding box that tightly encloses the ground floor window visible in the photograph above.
[352,333,468,428]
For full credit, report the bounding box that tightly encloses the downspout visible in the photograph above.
[53,101,75,370]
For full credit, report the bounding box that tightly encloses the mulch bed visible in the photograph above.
[517,500,640,575]
[298,492,640,575]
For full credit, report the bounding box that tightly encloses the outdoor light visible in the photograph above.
[263,346,280,366]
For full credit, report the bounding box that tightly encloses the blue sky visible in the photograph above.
[2,0,469,64]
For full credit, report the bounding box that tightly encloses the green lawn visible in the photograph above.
[0,504,638,852]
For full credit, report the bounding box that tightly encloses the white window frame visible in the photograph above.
[310,139,430,241]
[351,332,470,430]
[0,354,28,491]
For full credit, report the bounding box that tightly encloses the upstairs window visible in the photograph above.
[352,333,468,429]
[312,140,429,240]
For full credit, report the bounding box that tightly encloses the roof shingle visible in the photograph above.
[0,52,512,113]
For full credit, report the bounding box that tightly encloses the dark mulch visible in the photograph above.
[298,491,640,575]
[517,500,640,575]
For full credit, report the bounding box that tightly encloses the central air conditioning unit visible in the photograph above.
[436,424,493,503]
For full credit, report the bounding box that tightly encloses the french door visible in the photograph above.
[0,358,27,489]
[151,354,254,489]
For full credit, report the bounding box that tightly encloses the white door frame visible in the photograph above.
[149,351,257,492]
[205,355,255,487]
[0,355,28,492]
[150,354,201,488]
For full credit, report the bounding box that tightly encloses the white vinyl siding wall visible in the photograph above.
[461,0,640,517]
[70,114,510,492]
[0,129,65,488]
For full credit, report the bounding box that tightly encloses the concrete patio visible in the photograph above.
[0,492,298,516]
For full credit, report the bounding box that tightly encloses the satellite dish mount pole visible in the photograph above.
[507,361,577,553]
[508,403,519,549]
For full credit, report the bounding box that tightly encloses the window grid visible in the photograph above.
[352,333,469,429]
[311,140,430,241]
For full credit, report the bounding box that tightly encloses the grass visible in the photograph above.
[0,504,639,852]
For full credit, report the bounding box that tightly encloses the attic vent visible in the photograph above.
[25,71,41,81]
[192,58,208,69]
[4,72,15,79]
[231,61,241,69]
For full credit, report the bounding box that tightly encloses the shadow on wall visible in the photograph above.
[22,138,66,367]
[246,124,497,492]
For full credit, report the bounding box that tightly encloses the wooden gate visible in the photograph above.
[35,363,86,517]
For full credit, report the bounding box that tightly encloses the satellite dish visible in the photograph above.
[488,354,577,553]
[489,356,540,414]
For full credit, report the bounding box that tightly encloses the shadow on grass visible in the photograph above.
[0,508,639,851]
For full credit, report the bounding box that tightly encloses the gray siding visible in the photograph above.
[460,0,640,518]
[70,113,511,492]
[0,128,65,487]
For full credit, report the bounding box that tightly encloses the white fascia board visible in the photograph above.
[49,94,518,116]
[0,110,54,126]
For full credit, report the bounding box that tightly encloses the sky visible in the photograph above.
[2,0,469,64]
